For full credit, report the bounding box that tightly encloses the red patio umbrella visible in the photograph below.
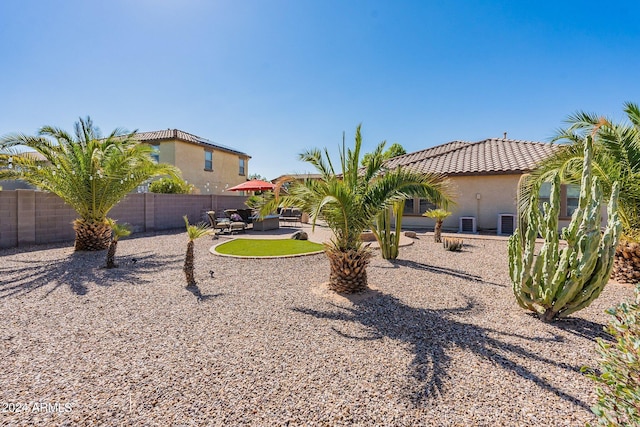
[227,179,275,192]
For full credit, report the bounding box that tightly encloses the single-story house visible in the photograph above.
[135,129,251,195]
[385,137,570,234]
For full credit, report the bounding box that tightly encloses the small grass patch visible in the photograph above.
[215,238,324,257]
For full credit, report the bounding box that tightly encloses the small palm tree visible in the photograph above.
[0,117,179,251]
[105,219,131,269]
[183,216,213,287]
[423,209,452,243]
[264,125,453,293]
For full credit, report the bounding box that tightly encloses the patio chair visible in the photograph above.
[279,207,302,227]
[207,211,231,234]
[228,212,247,234]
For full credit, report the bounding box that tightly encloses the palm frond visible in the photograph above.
[184,216,212,241]
[269,126,453,251]
[0,117,180,222]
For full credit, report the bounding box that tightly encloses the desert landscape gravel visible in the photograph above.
[0,228,634,426]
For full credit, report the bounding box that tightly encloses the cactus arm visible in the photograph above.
[509,232,534,309]
[552,194,603,310]
[559,182,623,318]
[538,174,561,306]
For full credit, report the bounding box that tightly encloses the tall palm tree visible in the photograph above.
[518,103,640,234]
[265,125,453,293]
[183,216,213,287]
[0,117,179,250]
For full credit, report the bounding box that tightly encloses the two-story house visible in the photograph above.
[134,129,251,195]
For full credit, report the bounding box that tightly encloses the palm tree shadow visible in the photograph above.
[390,259,506,287]
[294,291,590,410]
[184,284,222,302]
[0,251,182,298]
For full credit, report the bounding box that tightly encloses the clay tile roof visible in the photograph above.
[134,129,250,157]
[385,138,558,176]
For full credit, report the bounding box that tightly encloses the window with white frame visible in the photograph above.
[239,158,245,175]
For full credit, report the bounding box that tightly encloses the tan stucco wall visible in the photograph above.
[402,174,522,232]
[154,140,249,195]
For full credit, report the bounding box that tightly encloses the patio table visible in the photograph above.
[252,214,280,231]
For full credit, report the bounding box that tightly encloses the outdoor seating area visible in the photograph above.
[206,210,249,234]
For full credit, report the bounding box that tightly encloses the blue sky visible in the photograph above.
[1,0,639,180]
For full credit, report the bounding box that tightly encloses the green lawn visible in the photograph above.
[214,238,324,257]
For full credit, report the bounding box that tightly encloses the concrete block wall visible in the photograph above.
[34,192,77,244]
[0,191,18,248]
[110,194,146,232]
[0,190,248,249]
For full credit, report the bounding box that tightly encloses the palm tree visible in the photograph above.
[105,219,131,269]
[423,208,451,243]
[265,125,453,293]
[518,103,640,234]
[183,216,213,287]
[517,103,640,283]
[0,117,179,251]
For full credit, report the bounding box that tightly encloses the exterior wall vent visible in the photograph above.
[498,214,516,235]
[459,217,477,234]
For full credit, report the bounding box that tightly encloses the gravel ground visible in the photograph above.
[0,228,635,426]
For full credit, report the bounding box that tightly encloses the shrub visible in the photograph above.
[443,237,463,251]
[149,177,194,194]
[583,286,640,426]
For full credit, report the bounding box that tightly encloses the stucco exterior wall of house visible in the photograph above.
[157,141,176,165]
[167,140,248,195]
[402,174,522,232]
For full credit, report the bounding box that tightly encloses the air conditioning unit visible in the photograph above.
[459,217,477,234]
[498,214,516,235]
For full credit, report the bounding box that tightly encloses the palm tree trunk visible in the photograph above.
[434,219,443,243]
[325,246,372,293]
[612,240,640,284]
[73,219,112,251]
[184,240,196,286]
[106,240,118,268]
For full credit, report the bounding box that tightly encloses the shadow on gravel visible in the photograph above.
[548,316,613,342]
[388,259,506,287]
[185,284,223,302]
[0,251,182,298]
[294,290,590,411]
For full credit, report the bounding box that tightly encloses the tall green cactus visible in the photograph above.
[372,200,404,259]
[509,135,623,322]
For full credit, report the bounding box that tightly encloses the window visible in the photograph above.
[538,182,582,219]
[566,184,580,217]
[538,182,551,212]
[204,151,213,170]
[419,199,436,214]
[150,144,160,163]
[239,158,245,175]
[403,198,414,215]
